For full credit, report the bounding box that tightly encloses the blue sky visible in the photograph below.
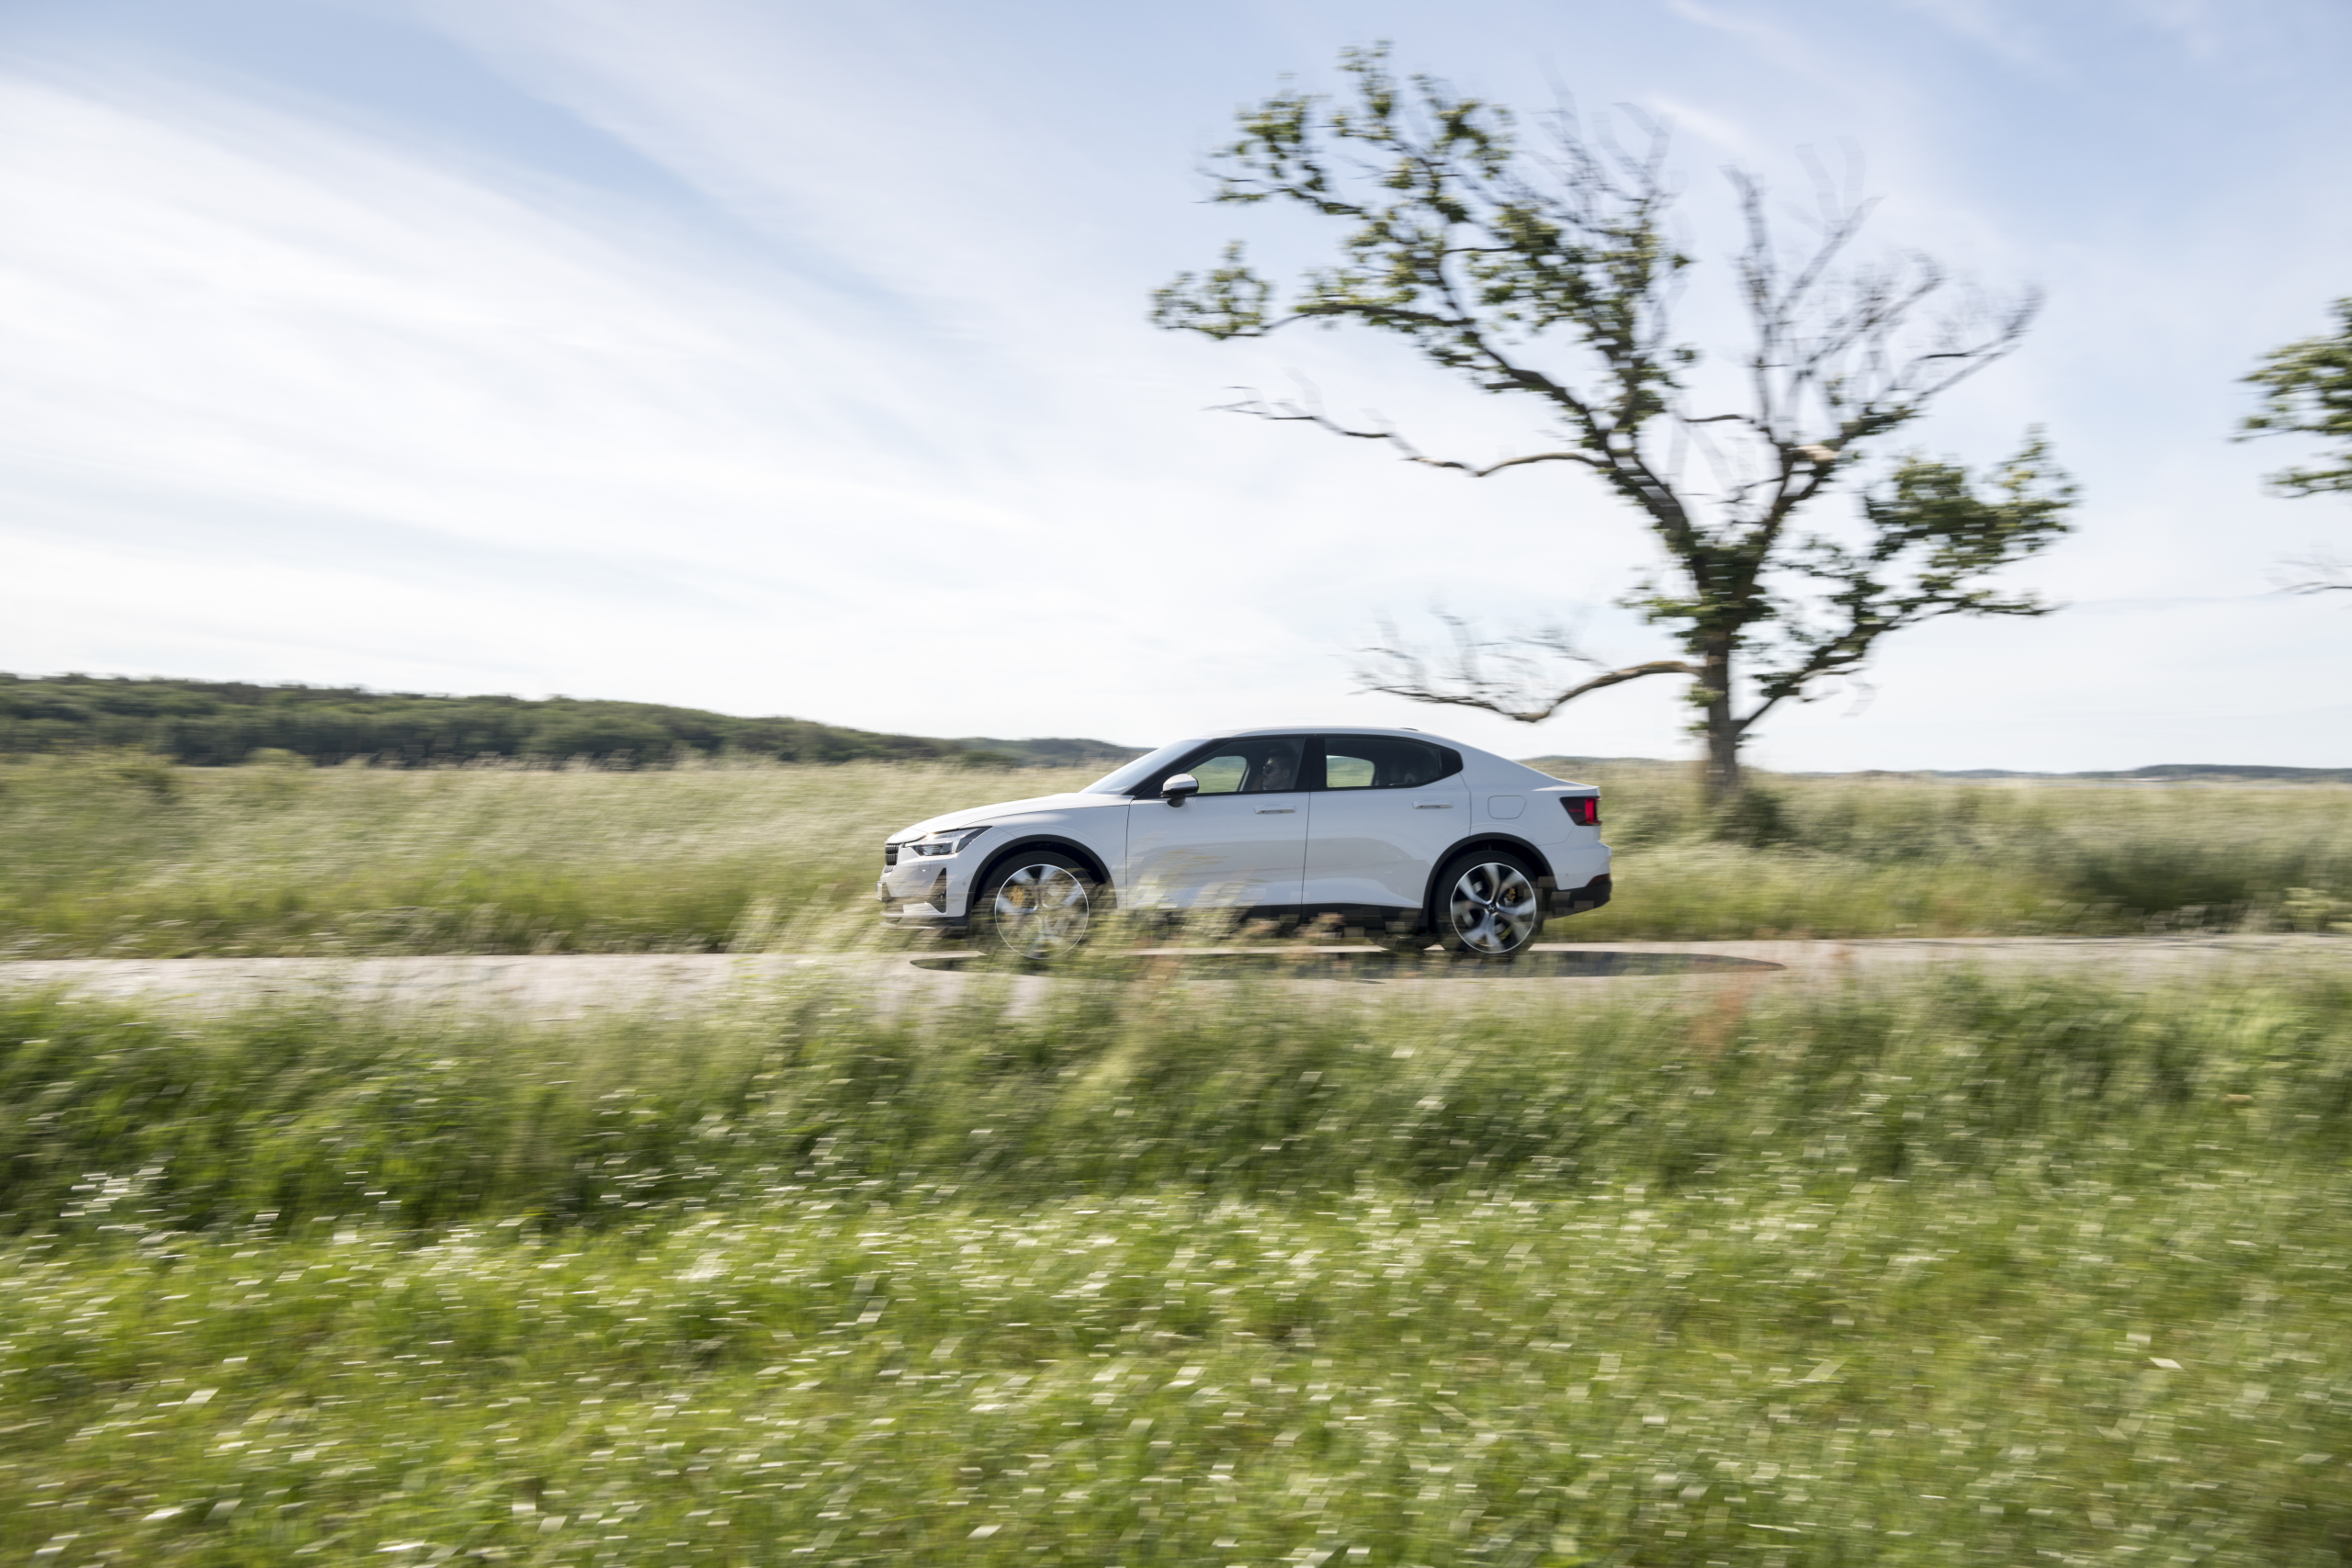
[2,0,2346,767]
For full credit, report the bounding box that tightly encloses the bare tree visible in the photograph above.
[1151,47,2076,798]
[2277,552,2352,595]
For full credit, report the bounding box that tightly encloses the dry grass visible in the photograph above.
[3,751,2349,956]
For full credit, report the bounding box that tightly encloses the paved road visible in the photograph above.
[1,935,2343,1018]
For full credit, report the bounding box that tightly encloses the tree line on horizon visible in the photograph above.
[0,673,1134,769]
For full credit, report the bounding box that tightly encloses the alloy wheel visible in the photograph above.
[1447,861,1539,954]
[990,863,1092,958]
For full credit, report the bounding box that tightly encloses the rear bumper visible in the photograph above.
[1547,873,1611,917]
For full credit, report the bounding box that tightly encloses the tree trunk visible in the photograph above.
[1700,638,1742,804]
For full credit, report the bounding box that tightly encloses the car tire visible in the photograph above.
[971,850,1100,960]
[1431,848,1544,960]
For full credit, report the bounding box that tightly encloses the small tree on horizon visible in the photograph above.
[1151,47,2077,798]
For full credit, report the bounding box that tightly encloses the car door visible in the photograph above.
[1302,735,1467,914]
[1122,736,1308,913]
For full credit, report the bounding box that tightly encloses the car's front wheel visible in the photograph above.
[1433,849,1544,959]
[972,851,1099,960]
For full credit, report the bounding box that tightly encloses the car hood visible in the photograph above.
[888,791,1125,842]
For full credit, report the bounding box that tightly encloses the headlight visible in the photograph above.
[907,826,990,857]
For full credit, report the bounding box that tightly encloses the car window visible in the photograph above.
[1183,737,1305,795]
[1083,739,1209,795]
[1317,736,1459,790]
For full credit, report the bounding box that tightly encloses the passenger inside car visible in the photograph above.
[1191,738,1303,795]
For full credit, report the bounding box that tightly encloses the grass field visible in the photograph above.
[2,751,2350,956]
[4,962,2351,1564]
[0,755,972,959]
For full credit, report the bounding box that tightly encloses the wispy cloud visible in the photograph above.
[0,50,1639,744]
[3,0,2349,767]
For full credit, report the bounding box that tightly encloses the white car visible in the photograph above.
[877,728,1610,959]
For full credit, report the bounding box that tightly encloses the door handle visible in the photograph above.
[1255,807,1296,814]
[1413,802,1453,809]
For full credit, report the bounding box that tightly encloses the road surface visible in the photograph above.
[1,936,2342,1018]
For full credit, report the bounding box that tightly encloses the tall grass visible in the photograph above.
[0,753,991,957]
[6,963,2351,1235]
[4,966,2351,1563]
[1555,762,2352,939]
[3,750,2349,954]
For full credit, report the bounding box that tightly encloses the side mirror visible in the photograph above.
[1160,773,1200,807]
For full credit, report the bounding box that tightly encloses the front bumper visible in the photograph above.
[876,854,971,930]
[880,904,967,935]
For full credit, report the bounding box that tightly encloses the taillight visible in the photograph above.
[1561,795,1600,827]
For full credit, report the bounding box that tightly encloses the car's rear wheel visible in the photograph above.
[1433,849,1543,959]
[972,851,1098,960]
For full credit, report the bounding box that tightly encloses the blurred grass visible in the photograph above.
[4,964,2351,1563]
[6,963,2352,1233]
[1555,761,2352,941]
[0,754,991,957]
[3,750,2350,955]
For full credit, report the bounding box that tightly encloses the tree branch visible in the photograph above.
[1212,390,1603,475]
[1361,657,1697,724]
[2276,551,2352,594]
[1356,614,1695,722]
[2240,298,2352,497]
[1734,433,2075,729]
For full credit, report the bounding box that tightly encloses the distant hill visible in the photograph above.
[1780,763,2352,784]
[20,681,2318,781]
[956,737,1148,770]
[1523,756,1690,771]
[1526,755,2352,784]
[1919,763,2352,784]
[0,674,1137,769]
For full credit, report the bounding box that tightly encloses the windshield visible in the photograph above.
[1081,738,1210,795]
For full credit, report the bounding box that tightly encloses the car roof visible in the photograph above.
[1157,728,1574,783]
[1218,725,1453,740]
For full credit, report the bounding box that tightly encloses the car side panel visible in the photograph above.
[1302,776,1468,909]
[1123,791,1308,909]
